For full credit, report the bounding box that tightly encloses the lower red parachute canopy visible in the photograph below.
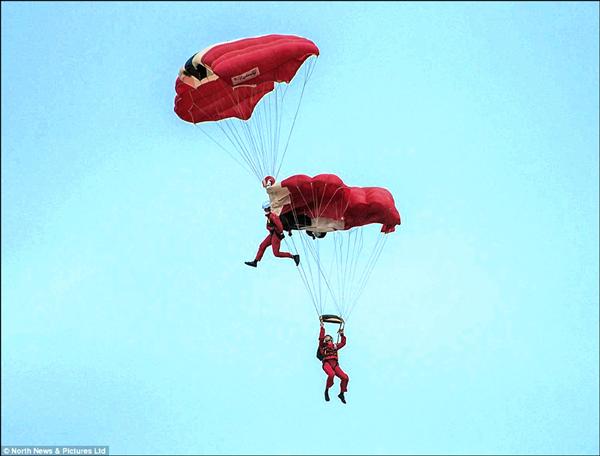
[265,174,401,234]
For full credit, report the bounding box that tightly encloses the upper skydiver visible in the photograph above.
[245,201,300,268]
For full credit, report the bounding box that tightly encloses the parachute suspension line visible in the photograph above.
[285,193,342,315]
[283,216,322,317]
[247,103,269,177]
[289,199,324,315]
[186,95,262,180]
[238,112,266,180]
[301,232,342,316]
[210,59,316,182]
[272,83,289,179]
[277,82,291,176]
[310,182,318,221]
[264,85,278,176]
[214,91,264,180]
[316,237,322,310]
[346,238,384,319]
[345,233,378,318]
[265,87,276,177]
[316,181,328,220]
[341,227,355,315]
[254,91,272,177]
[327,225,386,319]
[192,123,256,181]
[245,97,264,177]
[220,118,263,180]
[270,85,285,176]
[290,180,348,225]
[203,57,318,182]
[323,229,340,312]
[290,182,316,220]
[242,89,269,179]
[272,85,283,178]
[345,234,388,322]
[299,232,328,314]
[329,198,347,316]
[321,192,354,317]
[274,57,318,180]
[340,229,358,316]
[333,231,344,315]
[206,89,266,182]
[285,235,321,316]
[207,91,263,180]
[316,186,350,226]
[345,228,365,316]
[283,181,359,318]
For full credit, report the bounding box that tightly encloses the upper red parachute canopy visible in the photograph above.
[174,78,274,123]
[174,34,319,123]
[267,174,401,234]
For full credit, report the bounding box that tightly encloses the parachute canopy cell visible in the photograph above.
[174,34,320,123]
[266,174,401,234]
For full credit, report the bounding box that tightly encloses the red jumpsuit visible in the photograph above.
[254,212,294,262]
[318,326,349,393]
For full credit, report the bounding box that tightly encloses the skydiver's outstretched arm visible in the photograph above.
[336,329,346,350]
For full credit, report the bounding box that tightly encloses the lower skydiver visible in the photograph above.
[317,317,349,404]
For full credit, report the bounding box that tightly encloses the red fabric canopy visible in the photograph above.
[174,78,273,123]
[280,174,401,233]
[174,34,319,123]
[202,34,319,86]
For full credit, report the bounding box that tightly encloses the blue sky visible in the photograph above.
[1,2,598,455]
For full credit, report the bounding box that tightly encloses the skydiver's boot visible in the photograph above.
[293,255,300,266]
[244,260,258,268]
[338,392,346,404]
[324,389,330,402]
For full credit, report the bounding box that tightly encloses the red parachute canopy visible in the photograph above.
[174,34,319,123]
[266,174,401,234]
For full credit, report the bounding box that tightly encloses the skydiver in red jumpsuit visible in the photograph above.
[318,318,349,403]
[244,201,300,268]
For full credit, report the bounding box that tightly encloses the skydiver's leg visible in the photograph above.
[255,235,273,262]
[270,235,293,259]
[334,364,349,393]
[322,361,335,401]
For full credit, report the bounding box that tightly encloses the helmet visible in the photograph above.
[262,201,271,210]
[262,175,276,188]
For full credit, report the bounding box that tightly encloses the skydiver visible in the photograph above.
[244,201,300,268]
[317,317,349,404]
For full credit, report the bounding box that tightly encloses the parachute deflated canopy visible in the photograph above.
[265,174,401,234]
[174,34,320,123]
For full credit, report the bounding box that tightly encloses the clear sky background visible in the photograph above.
[2,2,598,455]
